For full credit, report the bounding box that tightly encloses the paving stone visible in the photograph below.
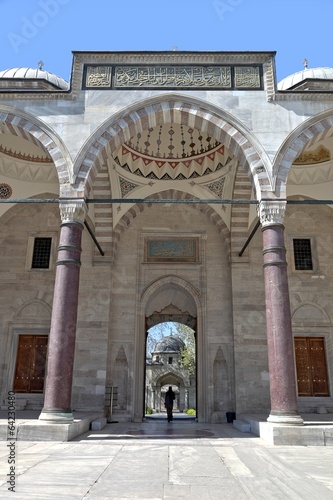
[1,420,333,499]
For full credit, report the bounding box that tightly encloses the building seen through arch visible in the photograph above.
[0,52,333,430]
[146,331,196,414]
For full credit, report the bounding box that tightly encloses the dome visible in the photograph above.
[0,67,69,90]
[278,67,333,90]
[155,336,185,353]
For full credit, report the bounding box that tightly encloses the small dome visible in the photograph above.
[278,67,333,90]
[155,336,185,353]
[0,67,69,90]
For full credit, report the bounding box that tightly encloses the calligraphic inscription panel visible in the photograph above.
[146,238,199,263]
[86,66,112,88]
[83,64,263,90]
[234,66,260,88]
[114,66,231,88]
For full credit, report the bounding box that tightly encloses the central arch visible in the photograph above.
[74,94,273,198]
[136,275,205,421]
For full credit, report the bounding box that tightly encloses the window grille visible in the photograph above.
[293,238,313,270]
[31,237,52,269]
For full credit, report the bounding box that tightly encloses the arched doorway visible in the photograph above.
[135,278,204,421]
[145,320,196,417]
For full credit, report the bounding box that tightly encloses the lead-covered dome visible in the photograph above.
[278,67,333,91]
[155,336,185,353]
[0,67,69,90]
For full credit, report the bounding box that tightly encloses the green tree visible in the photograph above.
[174,323,196,375]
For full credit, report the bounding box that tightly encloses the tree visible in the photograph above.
[174,323,196,375]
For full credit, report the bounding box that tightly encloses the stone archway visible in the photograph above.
[145,305,197,415]
[74,94,272,197]
[0,105,72,185]
[136,276,204,421]
[273,109,333,197]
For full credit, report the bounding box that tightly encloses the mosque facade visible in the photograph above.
[0,51,333,425]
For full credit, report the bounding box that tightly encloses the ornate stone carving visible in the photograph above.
[258,200,287,226]
[234,66,261,88]
[59,199,87,224]
[114,65,232,88]
[86,66,112,88]
[83,63,263,90]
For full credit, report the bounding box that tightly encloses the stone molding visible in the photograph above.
[258,199,286,226]
[273,92,333,102]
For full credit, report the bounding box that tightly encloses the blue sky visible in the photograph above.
[0,0,332,84]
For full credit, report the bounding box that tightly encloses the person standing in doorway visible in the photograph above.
[165,386,175,422]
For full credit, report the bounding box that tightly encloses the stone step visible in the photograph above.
[233,419,251,433]
[90,417,107,431]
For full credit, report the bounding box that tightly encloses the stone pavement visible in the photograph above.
[1,418,333,499]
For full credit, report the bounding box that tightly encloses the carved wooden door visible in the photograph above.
[14,335,48,393]
[294,337,329,397]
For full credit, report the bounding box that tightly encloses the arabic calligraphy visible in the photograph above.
[234,66,261,88]
[147,239,198,262]
[86,66,112,88]
[83,65,262,90]
[114,66,232,88]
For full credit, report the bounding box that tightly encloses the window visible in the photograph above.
[293,238,313,270]
[294,337,329,397]
[25,233,57,271]
[31,237,52,269]
[168,357,173,364]
[14,335,48,393]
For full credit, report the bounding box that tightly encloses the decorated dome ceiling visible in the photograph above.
[0,134,57,183]
[112,123,232,180]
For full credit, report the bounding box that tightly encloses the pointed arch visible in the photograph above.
[273,109,333,197]
[73,94,272,197]
[0,105,72,184]
[110,189,230,262]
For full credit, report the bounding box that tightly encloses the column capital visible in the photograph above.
[59,198,87,225]
[258,199,286,227]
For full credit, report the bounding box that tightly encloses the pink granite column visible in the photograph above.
[259,201,303,425]
[39,200,86,423]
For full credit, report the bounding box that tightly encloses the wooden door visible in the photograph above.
[14,335,48,393]
[294,337,329,397]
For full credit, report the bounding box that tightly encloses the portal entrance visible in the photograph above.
[145,321,196,417]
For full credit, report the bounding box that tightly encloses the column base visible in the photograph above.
[267,411,304,425]
[39,409,74,424]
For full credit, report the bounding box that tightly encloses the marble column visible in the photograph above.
[258,200,303,425]
[39,200,87,423]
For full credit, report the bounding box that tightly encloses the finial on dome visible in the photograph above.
[303,58,308,69]
[38,60,44,70]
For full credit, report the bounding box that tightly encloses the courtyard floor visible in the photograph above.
[1,416,333,499]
